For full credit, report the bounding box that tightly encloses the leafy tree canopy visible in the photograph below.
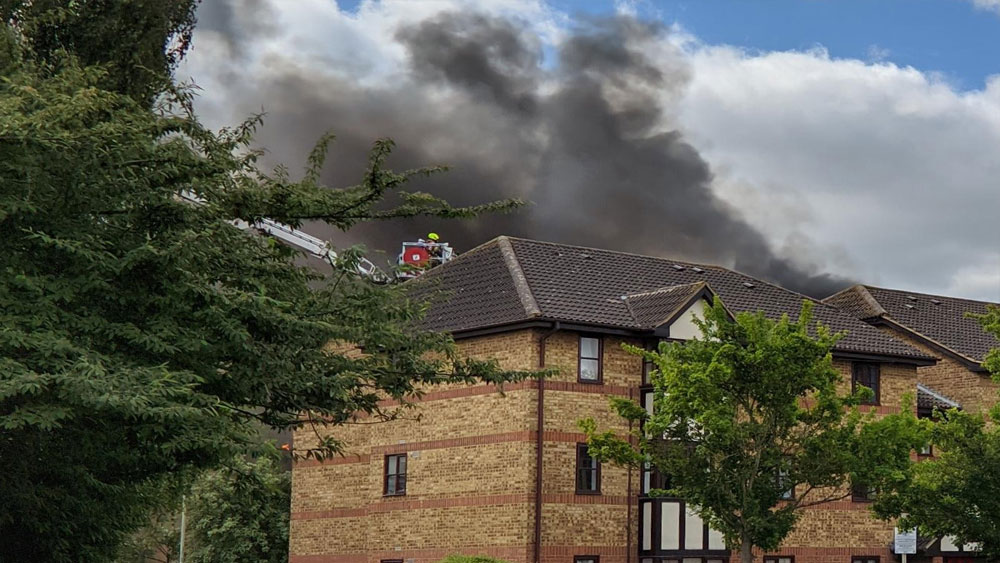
[0,4,528,560]
[116,452,291,563]
[2,0,199,104]
[582,299,926,563]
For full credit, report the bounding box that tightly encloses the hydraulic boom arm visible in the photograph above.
[178,190,387,282]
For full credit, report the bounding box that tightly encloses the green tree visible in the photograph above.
[2,0,199,104]
[115,453,290,563]
[874,305,1000,557]
[0,7,528,561]
[185,455,290,563]
[582,300,925,563]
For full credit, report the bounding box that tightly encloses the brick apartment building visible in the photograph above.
[826,285,1000,414]
[289,237,991,563]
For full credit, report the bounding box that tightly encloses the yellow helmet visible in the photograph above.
[427,232,440,241]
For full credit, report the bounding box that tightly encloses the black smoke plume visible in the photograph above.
[190,5,851,297]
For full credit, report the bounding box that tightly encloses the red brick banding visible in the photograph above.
[295,430,594,467]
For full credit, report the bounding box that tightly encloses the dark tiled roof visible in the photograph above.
[623,282,709,329]
[411,237,534,332]
[827,285,999,364]
[823,285,885,321]
[414,236,932,361]
[917,383,961,411]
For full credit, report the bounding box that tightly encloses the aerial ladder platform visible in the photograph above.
[178,191,452,281]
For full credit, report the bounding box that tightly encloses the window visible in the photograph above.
[852,362,880,405]
[576,443,601,494]
[777,468,794,500]
[642,462,670,495]
[919,442,933,456]
[384,453,407,496]
[381,560,403,563]
[578,335,602,383]
[575,556,598,563]
[642,340,659,385]
[852,557,879,563]
[851,480,874,502]
[765,557,794,563]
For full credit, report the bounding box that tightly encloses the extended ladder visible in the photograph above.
[178,190,388,282]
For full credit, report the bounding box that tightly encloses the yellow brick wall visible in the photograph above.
[290,328,924,563]
[782,504,892,548]
[290,330,541,563]
[540,503,631,546]
[394,441,536,499]
[878,327,996,413]
[291,516,368,555]
[368,503,534,550]
[293,462,370,512]
[539,332,644,387]
[542,441,632,497]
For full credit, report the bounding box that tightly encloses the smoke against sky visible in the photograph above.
[186,2,855,297]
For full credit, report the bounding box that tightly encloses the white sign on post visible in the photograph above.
[894,527,917,555]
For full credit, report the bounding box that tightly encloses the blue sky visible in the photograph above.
[342,0,1000,90]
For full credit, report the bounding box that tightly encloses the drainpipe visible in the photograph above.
[535,322,560,563]
[626,386,634,563]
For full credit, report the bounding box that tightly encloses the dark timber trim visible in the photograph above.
[534,322,560,563]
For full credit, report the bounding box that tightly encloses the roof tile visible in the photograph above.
[828,285,999,363]
[414,237,932,361]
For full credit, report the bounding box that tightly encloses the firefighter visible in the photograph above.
[426,232,443,265]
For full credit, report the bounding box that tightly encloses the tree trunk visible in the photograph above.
[740,536,754,563]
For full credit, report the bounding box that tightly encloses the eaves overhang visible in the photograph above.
[448,317,938,366]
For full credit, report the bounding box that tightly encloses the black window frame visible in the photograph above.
[641,461,671,495]
[578,335,603,384]
[575,443,601,495]
[851,480,874,503]
[852,362,881,406]
[851,557,880,563]
[776,467,794,500]
[575,556,599,563]
[765,557,795,563]
[384,453,407,497]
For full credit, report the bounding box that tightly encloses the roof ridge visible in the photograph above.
[855,284,888,318]
[647,283,713,329]
[622,281,706,300]
[496,236,542,318]
[864,284,1000,307]
[917,383,961,409]
[505,236,836,308]
[504,236,727,271]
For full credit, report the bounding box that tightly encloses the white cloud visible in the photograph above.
[677,45,1000,301]
[945,259,1000,300]
[866,44,890,62]
[971,0,1000,14]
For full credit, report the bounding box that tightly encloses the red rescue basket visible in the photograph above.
[401,244,431,267]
